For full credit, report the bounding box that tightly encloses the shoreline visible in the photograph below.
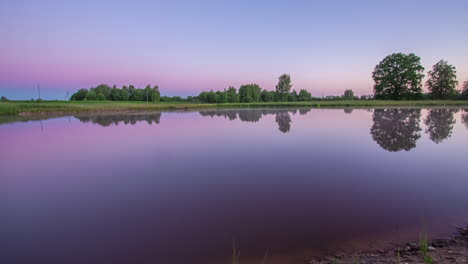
[2,100,468,116]
[309,226,468,264]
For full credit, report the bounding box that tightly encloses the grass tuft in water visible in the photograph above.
[232,240,240,264]
[420,232,433,264]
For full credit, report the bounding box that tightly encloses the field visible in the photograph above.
[1,100,468,116]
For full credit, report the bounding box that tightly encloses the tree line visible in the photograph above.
[195,75,359,103]
[70,84,160,101]
[67,52,468,102]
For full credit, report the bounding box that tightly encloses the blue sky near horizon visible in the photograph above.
[1,0,467,99]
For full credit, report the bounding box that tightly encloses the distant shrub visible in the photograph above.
[0,96,9,102]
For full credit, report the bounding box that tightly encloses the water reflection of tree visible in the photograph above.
[199,110,237,120]
[275,112,292,133]
[298,108,311,115]
[238,110,263,122]
[424,109,456,144]
[344,108,354,114]
[199,109,307,133]
[370,109,422,152]
[462,109,468,129]
[75,112,161,127]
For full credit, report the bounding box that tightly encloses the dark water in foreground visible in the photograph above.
[1,108,468,264]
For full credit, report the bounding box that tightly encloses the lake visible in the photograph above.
[1,108,468,264]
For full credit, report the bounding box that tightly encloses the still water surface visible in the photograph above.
[2,108,468,264]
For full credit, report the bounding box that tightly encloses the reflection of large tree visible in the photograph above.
[424,109,456,144]
[462,110,468,130]
[298,108,311,115]
[275,112,292,133]
[75,112,161,127]
[370,109,421,152]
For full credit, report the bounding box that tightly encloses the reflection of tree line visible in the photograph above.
[199,108,311,133]
[371,108,463,152]
[69,108,468,152]
[75,112,161,127]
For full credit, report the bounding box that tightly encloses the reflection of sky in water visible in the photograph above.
[1,108,468,264]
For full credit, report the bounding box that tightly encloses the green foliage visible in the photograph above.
[70,89,88,101]
[426,60,458,99]
[298,89,312,101]
[239,84,261,102]
[1,96,9,102]
[216,90,227,103]
[159,96,186,102]
[87,90,98,100]
[97,93,106,101]
[276,74,292,101]
[460,80,468,100]
[373,53,425,100]
[289,90,298,101]
[420,232,433,264]
[93,84,112,100]
[261,90,276,102]
[198,90,220,103]
[343,89,355,99]
[144,85,161,102]
[70,84,160,102]
[226,86,239,103]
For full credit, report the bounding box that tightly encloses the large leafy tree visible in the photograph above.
[372,53,425,100]
[426,60,458,99]
[460,80,468,100]
[275,74,292,101]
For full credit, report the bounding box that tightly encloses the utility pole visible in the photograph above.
[65,91,69,101]
[37,83,41,100]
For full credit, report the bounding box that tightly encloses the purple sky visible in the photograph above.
[1,0,467,100]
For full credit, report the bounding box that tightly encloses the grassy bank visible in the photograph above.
[1,100,468,116]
